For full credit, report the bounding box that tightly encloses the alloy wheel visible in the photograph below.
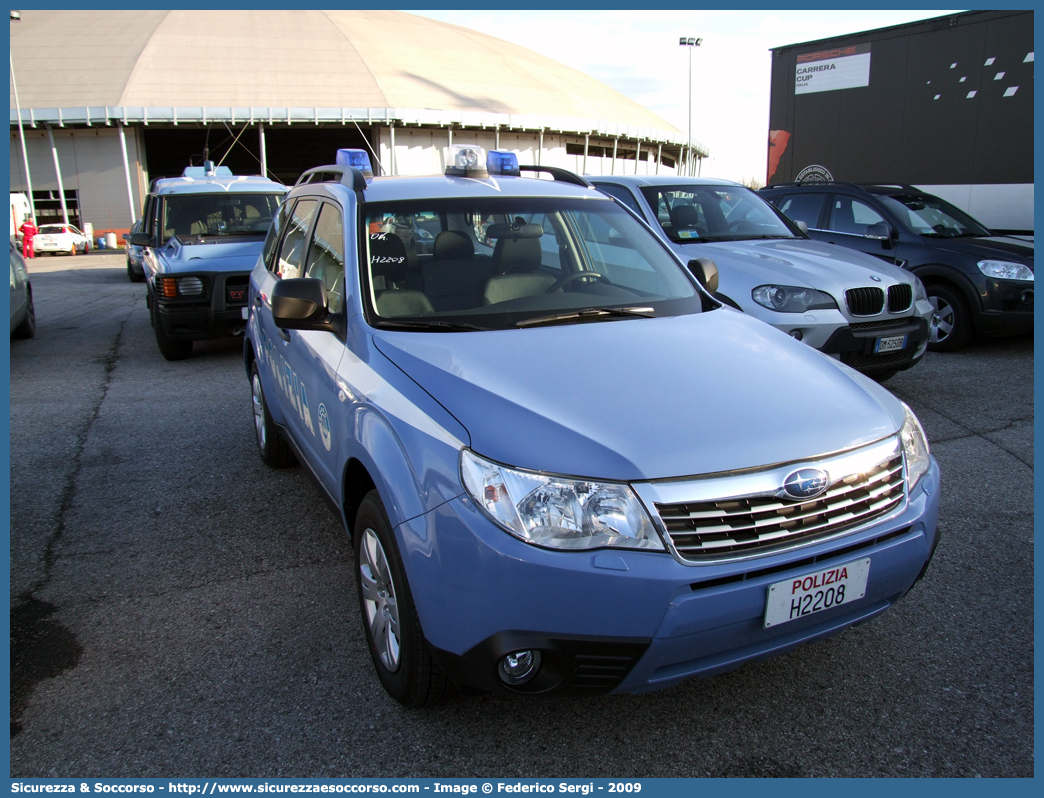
[928,296,954,344]
[251,373,267,450]
[359,527,402,672]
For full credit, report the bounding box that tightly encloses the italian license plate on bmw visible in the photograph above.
[874,334,908,353]
[764,558,871,628]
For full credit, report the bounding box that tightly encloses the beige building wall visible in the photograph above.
[10,127,146,233]
[376,128,680,179]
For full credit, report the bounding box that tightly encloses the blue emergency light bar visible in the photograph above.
[336,149,373,177]
[486,150,520,176]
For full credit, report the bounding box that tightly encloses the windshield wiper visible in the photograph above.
[376,319,488,332]
[706,234,795,242]
[516,307,655,328]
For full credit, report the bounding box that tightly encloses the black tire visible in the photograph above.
[355,489,450,708]
[127,258,144,283]
[927,283,973,352]
[12,287,36,339]
[151,302,192,360]
[249,361,295,468]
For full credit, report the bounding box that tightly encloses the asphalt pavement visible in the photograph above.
[8,253,1034,777]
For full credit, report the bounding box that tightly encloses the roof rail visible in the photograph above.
[763,180,864,191]
[517,165,593,188]
[295,165,368,192]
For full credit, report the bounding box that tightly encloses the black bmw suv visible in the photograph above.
[760,183,1033,351]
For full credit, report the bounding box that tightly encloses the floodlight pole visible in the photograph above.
[679,36,702,176]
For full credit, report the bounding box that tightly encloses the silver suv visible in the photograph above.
[592,176,934,380]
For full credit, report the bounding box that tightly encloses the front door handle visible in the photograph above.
[254,293,263,307]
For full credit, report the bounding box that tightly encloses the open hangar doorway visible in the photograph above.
[141,125,375,186]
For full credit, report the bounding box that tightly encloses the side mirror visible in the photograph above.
[687,257,719,295]
[272,278,328,328]
[128,232,151,247]
[795,220,809,234]
[864,221,893,244]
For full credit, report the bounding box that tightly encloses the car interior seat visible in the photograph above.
[305,244,345,314]
[483,222,555,304]
[369,232,434,317]
[424,231,491,311]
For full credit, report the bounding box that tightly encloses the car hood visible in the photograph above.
[372,311,903,482]
[667,238,911,296]
[155,239,264,274]
[927,235,1034,265]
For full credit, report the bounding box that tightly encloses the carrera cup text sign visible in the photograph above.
[796,43,871,95]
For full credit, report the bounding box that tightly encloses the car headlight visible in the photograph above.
[899,403,930,492]
[977,260,1033,281]
[752,285,838,312]
[460,449,663,551]
[910,273,928,302]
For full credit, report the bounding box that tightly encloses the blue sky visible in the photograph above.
[411,10,961,183]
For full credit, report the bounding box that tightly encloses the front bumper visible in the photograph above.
[751,307,928,374]
[398,459,941,696]
[152,271,250,340]
[976,276,1034,336]
[820,315,930,375]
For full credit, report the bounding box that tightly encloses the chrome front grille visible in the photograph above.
[846,287,885,316]
[650,444,906,563]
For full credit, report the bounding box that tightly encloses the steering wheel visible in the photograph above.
[546,271,610,293]
[726,218,752,231]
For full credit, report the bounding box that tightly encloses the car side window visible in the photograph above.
[263,199,293,272]
[777,193,827,229]
[142,195,158,242]
[302,203,346,315]
[275,199,317,280]
[828,197,886,236]
[597,184,646,219]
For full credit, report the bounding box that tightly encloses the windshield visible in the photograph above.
[639,184,800,243]
[361,196,702,331]
[878,194,991,238]
[39,225,73,234]
[161,193,283,242]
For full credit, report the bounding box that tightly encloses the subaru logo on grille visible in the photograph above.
[782,468,830,500]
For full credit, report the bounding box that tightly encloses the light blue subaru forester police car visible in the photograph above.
[245,147,940,707]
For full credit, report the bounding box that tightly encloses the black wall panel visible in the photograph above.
[767,10,1032,186]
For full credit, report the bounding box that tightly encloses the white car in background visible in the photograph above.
[33,223,91,256]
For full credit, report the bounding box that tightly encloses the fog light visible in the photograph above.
[498,650,541,685]
[789,329,803,341]
[1021,289,1033,305]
